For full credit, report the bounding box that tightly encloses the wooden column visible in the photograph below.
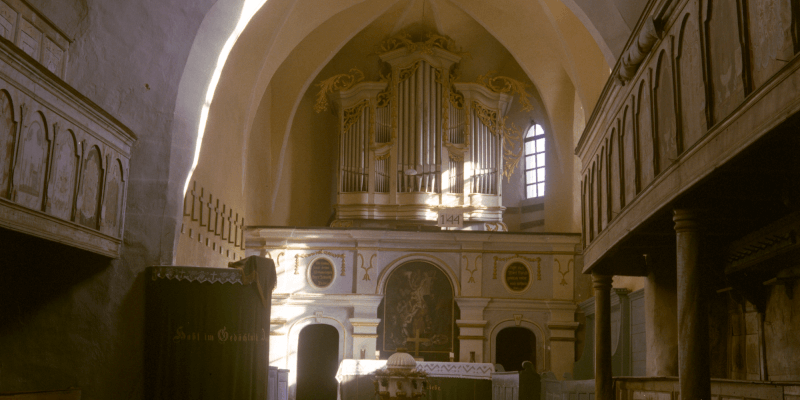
[593,273,614,400]
[673,209,710,400]
[645,258,678,376]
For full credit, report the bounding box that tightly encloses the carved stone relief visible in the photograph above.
[622,105,637,203]
[655,50,678,174]
[46,128,78,220]
[78,146,102,229]
[102,159,124,237]
[637,78,655,189]
[748,0,794,88]
[0,91,13,198]
[678,13,707,149]
[707,0,745,123]
[15,111,47,210]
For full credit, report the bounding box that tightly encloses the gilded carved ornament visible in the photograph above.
[463,255,479,284]
[314,68,365,113]
[377,32,467,58]
[343,100,369,133]
[473,102,523,182]
[476,71,534,112]
[361,254,377,281]
[555,258,572,286]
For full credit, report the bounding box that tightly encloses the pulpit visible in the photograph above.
[144,257,276,400]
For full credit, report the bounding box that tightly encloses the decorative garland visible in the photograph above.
[295,250,346,276]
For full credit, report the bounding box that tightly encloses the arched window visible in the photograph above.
[524,124,545,198]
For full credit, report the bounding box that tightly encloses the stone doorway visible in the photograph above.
[295,324,339,400]
[495,327,537,371]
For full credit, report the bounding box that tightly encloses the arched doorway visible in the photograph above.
[295,324,339,400]
[495,327,537,372]
[377,261,457,361]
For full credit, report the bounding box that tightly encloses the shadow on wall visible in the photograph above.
[0,227,112,331]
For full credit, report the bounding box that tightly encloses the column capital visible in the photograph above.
[673,209,702,232]
[592,273,613,291]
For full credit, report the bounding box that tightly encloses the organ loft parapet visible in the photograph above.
[316,31,527,231]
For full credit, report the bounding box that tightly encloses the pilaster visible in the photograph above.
[349,295,383,359]
[455,297,491,362]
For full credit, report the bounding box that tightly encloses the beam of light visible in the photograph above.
[183,0,269,196]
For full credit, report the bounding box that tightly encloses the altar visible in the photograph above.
[335,359,494,400]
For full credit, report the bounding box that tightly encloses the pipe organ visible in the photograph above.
[322,34,516,230]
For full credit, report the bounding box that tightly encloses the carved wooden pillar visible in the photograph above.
[645,256,678,376]
[593,273,614,400]
[673,209,710,400]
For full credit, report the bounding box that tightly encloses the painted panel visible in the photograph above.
[678,12,707,149]
[42,37,64,77]
[14,111,46,210]
[381,261,454,356]
[589,164,597,240]
[637,79,655,189]
[623,105,637,202]
[78,146,102,229]
[707,0,746,123]
[655,51,678,174]
[0,91,14,198]
[102,159,123,237]
[17,18,41,60]
[610,129,621,215]
[598,152,606,231]
[748,0,794,88]
[0,2,16,41]
[46,129,77,220]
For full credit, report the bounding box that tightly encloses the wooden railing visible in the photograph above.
[616,377,800,400]
[541,371,595,400]
[576,0,800,270]
[0,23,135,258]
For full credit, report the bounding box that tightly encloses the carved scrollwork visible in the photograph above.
[343,100,369,133]
[473,102,523,182]
[314,68,365,113]
[476,71,534,112]
[398,61,421,83]
[377,32,466,57]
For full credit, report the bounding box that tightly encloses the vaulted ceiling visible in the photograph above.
[184,0,643,229]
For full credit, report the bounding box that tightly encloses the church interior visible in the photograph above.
[1,0,799,399]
